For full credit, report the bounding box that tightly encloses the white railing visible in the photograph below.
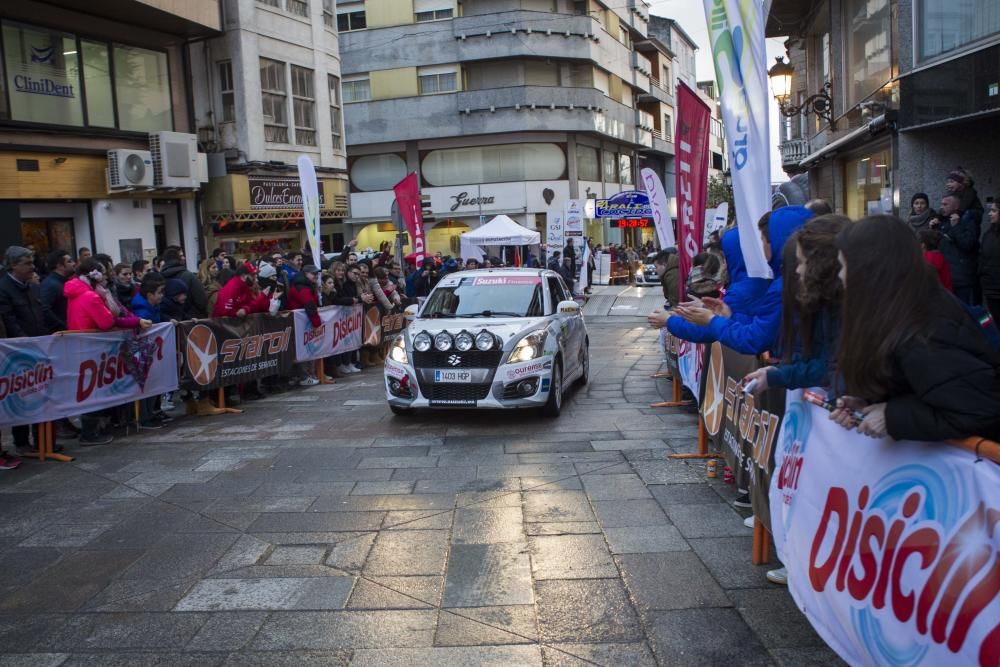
[779,139,811,166]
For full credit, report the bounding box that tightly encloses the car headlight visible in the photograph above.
[475,330,497,351]
[454,331,474,352]
[389,335,408,363]
[434,331,453,351]
[507,330,548,363]
[636,270,643,278]
[413,332,432,352]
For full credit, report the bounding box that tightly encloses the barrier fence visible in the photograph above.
[0,304,407,460]
[654,330,1000,665]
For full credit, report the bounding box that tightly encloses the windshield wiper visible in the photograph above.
[455,310,524,318]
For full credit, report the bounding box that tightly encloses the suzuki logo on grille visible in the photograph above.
[447,354,462,366]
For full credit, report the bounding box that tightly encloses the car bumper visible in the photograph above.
[384,357,555,409]
[635,275,659,286]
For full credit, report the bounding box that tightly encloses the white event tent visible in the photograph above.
[459,214,541,263]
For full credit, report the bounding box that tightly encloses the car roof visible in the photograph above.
[457,268,554,278]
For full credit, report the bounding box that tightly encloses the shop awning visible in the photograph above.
[461,215,541,246]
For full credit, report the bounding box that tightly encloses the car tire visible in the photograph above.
[541,360,563,418]
[574,340,589,387]
[389,405,414,417]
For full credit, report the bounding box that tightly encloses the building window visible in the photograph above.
[422,143,566,187]
[0,19,174,131]
[257,0,280,6]
[844,0,892,107]
[342,76,371,102]
[603,150,618,183]
[663,113,672,141]
[328,74,343,150]
[291,65,316,146]
[843,147,892,220]
[619,154,633,185]
[322,0,335,28]
[113,44,172,132]
[218,61,235,123]
[918,0,1000,62]
[415,8,453,21]
[260,58,289,143]
[576,144,600,182]
[618,25,631,48]
[287,0,309,17]
[418,67,458,95]
[351,154,408,191]
[337,3,367,31]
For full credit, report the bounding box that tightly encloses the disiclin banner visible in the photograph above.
[641,168,676,250]
[662,330,704,404]
[293,305,364,362]
[699,342,785,531]
[771,390,1000,667]
[179,315,295,390]
[0,323,177,428]
[675,81,712,299]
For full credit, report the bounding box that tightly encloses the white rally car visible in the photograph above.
[384,268,588,417]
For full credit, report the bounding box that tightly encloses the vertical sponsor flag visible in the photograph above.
[546,209,564,258]
[640,168,676,249]
[674,82,712,302]
[393,172,427,265]
[577,240,591,294]
[704,0,773,279]
[297,156,322,270]
[564,199,584,238]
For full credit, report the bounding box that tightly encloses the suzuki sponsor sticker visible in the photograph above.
[471,276,541,286]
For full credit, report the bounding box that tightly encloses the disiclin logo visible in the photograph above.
[0,356,53,403]
[77,336,165,401]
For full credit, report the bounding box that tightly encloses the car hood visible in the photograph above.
[409,316,549,346]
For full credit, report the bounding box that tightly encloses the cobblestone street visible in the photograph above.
[0,308,841,665]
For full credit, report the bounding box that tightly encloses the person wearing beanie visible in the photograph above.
[945,167,984,221]
[907,192,934,233]
[161,278,190,320]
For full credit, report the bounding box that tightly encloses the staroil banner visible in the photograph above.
[179,315,295,390]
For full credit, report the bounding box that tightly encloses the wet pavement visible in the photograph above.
[0,295,842,665]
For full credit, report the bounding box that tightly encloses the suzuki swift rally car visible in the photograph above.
[384,268,588,417]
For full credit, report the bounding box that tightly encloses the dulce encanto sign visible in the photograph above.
[249,177,326,211]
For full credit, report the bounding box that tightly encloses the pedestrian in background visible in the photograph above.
[907,192,934,233]
[980,199,1000,320]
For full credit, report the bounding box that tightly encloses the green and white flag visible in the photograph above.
[297,155,322,269]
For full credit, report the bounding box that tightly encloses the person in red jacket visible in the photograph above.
[212,263,271,318]
[287,264,321,328]
[919,229,953,292]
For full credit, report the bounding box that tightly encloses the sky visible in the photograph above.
[648,0,789,184]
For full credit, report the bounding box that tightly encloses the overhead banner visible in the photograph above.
[546,208,564,256]
[297,156,322,269]
[675,82,711,299]
[393,172,427,266]
[704,0,772,279]
[662,331,705,403]
[595,191,653,218]
[564,199,584,238]
[179,315,295,390]
[641,168,676,250]
[362,305,408,347]
[0,323,177,428]
[700,342,784,531]
[772,390,1000,667]
[293,305,365,362]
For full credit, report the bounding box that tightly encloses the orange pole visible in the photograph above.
[651,375,694,409]
[947,436,1000,464]
[752,521,770,565]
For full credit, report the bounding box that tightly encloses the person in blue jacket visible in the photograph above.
[662,227,772,342]
[128,273,171,428]
[673,205,814,355]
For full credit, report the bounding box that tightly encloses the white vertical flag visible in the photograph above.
[297,156,322,269]
[703,0,773,279]
[641,168,676,249]
[577,240,590,294]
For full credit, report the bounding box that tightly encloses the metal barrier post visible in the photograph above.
[752,521,770,565]
[317,358,333,385]
[216,387,243,414]
[22,421,72,463]
[651,376,693,408]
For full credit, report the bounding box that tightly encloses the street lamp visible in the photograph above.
[767,56,833,125]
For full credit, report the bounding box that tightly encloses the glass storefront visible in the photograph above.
[843,145,893,220]
[20,218,75,256]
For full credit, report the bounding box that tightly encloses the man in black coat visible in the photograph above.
[0,246,51,454]
[935,194,981,305]
[39,249,76,333]
[159,246,208,317]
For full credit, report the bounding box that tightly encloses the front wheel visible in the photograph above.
[389,405,414,416]
[541,361,563,418]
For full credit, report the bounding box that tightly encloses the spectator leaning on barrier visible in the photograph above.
[113,263,136,308]
[653,248,679,306]
[0,246,50,462]
[161,279,190,321]
[39,249,76,333]
[129,273,172,429]
[212,263,271,318]
[160,246,208,317]
[831,215,1000,441]
[672,205,814,355]
[288,264,322,328]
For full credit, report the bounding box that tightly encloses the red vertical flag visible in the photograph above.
[393,172,427,265]
[674,82,712,303]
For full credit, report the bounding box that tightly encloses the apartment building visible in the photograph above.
[190,0,350,257]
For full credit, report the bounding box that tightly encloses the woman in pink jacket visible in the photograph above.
[65,259,149,331]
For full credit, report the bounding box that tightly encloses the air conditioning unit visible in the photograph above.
[149,131,198,189]
[107,149,153,191]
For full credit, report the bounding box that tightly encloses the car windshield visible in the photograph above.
[645,253,658,264]
[421,275,544,318]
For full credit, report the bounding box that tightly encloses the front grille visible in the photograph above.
[413,349,503,369]
[419,381,492,402]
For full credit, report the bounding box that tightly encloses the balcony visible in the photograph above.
[650,130,674,155]
[344,86,640,146]
[627,0,650,36]
[639,78,674,106]
[45,0,221,35]
[779,139,811,170]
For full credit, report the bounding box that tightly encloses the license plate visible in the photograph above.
[434,369,473,383]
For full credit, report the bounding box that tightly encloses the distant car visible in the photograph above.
[635,252,660,286]
[384,268,588,417]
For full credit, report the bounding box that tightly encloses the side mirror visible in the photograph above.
[556,300,580,315]
[404,304,419,321]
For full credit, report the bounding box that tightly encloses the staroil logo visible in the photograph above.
[701,342,725,435]
[186,324,219,386]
